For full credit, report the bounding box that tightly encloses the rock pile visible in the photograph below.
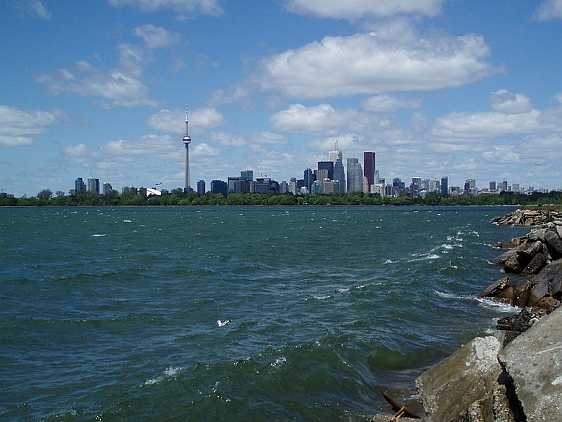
[490,208,562,226]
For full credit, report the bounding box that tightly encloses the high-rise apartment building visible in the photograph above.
[74,177,86,194]
[87,178,100,195]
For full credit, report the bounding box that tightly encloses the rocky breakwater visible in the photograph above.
[410,209,562,422]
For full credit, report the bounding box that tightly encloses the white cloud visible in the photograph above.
[36,44,156,107]
[0,105,59,147]
[270,103,392,135]
[535,0,562,20]
[108,0,223,16]
[15,0,51,19]
[147,107,224,134]
[432,110,542,139]
[556,93,562,104]
[209,131,247,146]
[490,90,532,114]
[362,95,421,112]
[64,144,91,158]
[260,29,495,98]
[133,24,180,48]
[286,0,443,19]
[482,146,520,163]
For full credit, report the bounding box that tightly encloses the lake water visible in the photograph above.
[0,206,526,421]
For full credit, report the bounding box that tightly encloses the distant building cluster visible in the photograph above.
[71,177,114,196]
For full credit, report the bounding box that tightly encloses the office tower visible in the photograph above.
[102,183,113,196]
[74,177,86,194]
[211,180,228,196]
[346,158,363,193]
[464,179,477,195]
[512,183,520,193]
[254,177,279,194]
[429,179,440,193]
[317,168,329,193]
[87,178,100,194]
[489,181,497,192]
[411,177,421,197]
[501,180,508,193]
[181,107,192,192]
[304,168,314,191]
[288,178,298,195]
[363,152,376,190]
[318,161,334,180]
[197,180,206,195]
[333,157,346,193]
[279,181,288,194]
[297,179,305,190]
[440,177,448,196]
[240,170,253,181]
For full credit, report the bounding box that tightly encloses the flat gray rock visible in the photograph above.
[417,336,501,421]
[499,307,562,421]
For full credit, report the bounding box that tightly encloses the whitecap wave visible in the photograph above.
[408,254,440,262]
[336,288,350,293]
[91,234,107,237]
[433,289,468,300]
[144,366,182,386]
[313,294,331,300]
[271,356,287,367]
[123,219,133,223]
[384,259,394,264]
[475,298,519,313]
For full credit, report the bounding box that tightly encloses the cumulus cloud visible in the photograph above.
[15,0,51,19]
[260,29,496,98]
[433,110,542,139]
[535,0,562,20]
[133,24,180,48]
[286,0,443,19]
[64,144,91,158]
[490,90,532,114]
[270,103,392,135]
[147,107,224,134]
[108,0,223,16]
[0,105,59,147]
[482,146,520,163]
[362,95,421,112]
[36,44,156,107]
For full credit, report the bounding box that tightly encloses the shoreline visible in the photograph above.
[383,208,562,421]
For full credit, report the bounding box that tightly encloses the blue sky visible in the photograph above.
[1,0,562,195]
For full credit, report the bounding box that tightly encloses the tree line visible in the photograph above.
[2,190,562,207]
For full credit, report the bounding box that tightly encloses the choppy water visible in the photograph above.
[0,206,527,421]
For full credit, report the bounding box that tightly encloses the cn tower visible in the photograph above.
[182,107,192,192]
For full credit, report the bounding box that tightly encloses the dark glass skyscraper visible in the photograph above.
[441,177,449,196]
[363,152,376,187]
[211,180,228,196]
[318,161,334,180]
[197,180,206,195]
[333,158,346,193]
[74,177,86,194]
[304,168,314,191]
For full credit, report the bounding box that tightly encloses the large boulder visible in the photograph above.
[528,228,547,243]
[544,230,562,259]
[499,308,562,421]
[416,336,501,421]
[495,241,545,274]
[480,277,531,307]
[528,259,562,305]
[522,252,547,275]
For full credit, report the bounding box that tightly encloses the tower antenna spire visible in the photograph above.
[184,105,189,137]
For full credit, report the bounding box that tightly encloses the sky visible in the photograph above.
[1,0,562,196]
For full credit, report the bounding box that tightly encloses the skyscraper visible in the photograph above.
[74,177,86,194]
[441,177,449,196]
[304,168,314,191]
[489,181,497,192]
[103,183,113,196]
[501,180,508,193]
[318,161,334,180]
[211,180,228,196]
[333,157,346,193]
[363,152,376,189]
[182,107,192,192]
[197,180,206,195]
[346,158,363,193]
[87,178,100,194]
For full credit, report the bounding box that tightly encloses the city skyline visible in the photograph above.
[2,1,562,196]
